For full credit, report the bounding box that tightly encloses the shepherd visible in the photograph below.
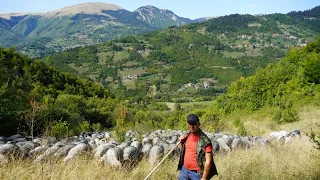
[178,114,218,180]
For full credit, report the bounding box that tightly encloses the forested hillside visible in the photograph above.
[41,11,319,103]
[2,37,320,138]
[0,47,117,135]
[215,38,320,123]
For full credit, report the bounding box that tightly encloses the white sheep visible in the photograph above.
[105,147,123,167]
[148,145,164,166]
[35,144,61,161]
[63,143,90,162]
[94,144,114,159]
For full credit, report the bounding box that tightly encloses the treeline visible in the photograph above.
[287,6,320,32]
[0,47,116,136]
[205,14,259,33]
[288,6,320,18]
[215,37,320,123]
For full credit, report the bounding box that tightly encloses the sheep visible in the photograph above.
[104,132,111,139]
[240,136,254,148]
[211,140,220,155]
[29,145,48,155]
[141,143,153,156]
[105,147,123,167]
[6,134,24,141]
[94,144,114,159]
[221,134,233,147]
[130,141,142,153]
[36,144,62,161]
[0,143,18,155]
[142,137,152,145]
[215,138,231,152]
[254,137,269,147]
[123,146,139,162]
[166,135,178,144]
[148,145,164,166]
[116,142,130,150]
[63,143,90,162]
[54,144,76,157]
[16,141,36,156]
[231,137,245,150]
[270,130,288,141]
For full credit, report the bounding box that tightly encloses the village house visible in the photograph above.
[123,75,138,80]
[203,81,211,89]
[184,82,192,88]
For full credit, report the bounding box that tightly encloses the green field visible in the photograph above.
[68,63,89,74]
[122,79,135,89]
[118,67,146,76]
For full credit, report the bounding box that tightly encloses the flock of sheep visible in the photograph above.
[0,129,301,166]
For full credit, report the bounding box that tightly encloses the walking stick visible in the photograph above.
[143,141,180,180]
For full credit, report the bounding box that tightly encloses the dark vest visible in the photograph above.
[177,129,218,179]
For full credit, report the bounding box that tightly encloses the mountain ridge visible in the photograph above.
[0,2,202,56]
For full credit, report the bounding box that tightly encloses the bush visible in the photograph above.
[49,121,70,138]
[237,122,247,136]
[79,121,91,132]
[273,105,299,124]
[202,112,222,132]
[91,123,102,132]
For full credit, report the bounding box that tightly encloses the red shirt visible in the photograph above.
[183,133,212,172]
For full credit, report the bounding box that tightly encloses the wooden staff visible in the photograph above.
[143,141,180,180]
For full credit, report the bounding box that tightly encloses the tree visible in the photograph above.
[19,98,47,139]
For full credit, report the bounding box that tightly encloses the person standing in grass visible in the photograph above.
[178,114,218,180]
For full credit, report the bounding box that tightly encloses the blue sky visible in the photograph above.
[0,0,319,19]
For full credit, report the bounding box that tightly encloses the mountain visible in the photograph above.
[0,2,202,57]
[134,5,193,28]
[40,8,320,103]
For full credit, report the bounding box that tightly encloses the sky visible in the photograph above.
[0,0,319,19]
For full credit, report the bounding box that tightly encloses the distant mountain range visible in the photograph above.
[0,2,212,57]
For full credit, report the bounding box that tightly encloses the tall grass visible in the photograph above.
[0,138,319,180]
[1,106,319,180]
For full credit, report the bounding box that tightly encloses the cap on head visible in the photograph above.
[187,114,199,124]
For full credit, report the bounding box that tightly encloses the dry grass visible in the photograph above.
[1,106,319,180]
[1,138,319,180]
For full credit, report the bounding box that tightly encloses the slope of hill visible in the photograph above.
[0,2,201,57]
[0,47,117,135]
[40,9,320,103]
[215,37,320,122]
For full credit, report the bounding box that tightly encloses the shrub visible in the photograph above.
[202,112,222,132]
[237,122,247,136]
[49,120,70,138]
[79,121,91,132]
[91,123,102,132]
[273,100,299,123]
